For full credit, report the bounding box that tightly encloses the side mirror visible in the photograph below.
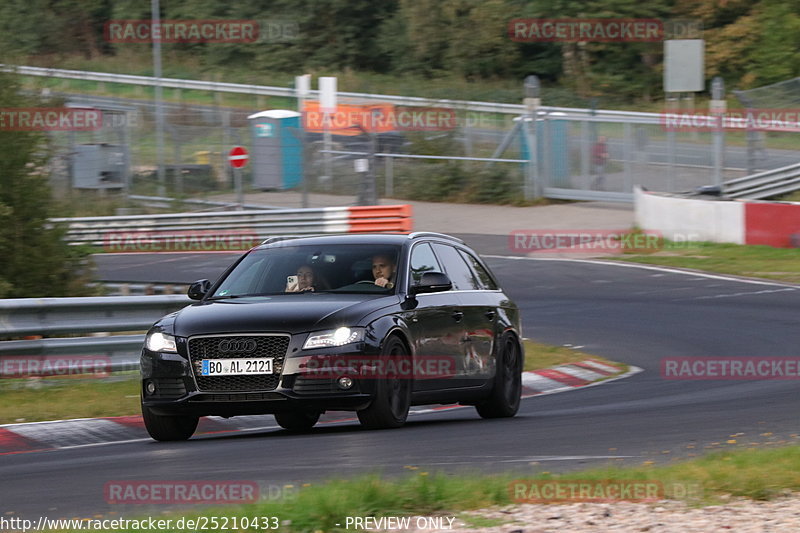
[409,272,452,295]
[188,279,211,300]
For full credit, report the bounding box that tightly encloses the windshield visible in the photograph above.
[209,243,401,298]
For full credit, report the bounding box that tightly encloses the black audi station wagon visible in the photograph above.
[140,232,524,441]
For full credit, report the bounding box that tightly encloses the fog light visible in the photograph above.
[337,376,353,390]
[146,381,156,395]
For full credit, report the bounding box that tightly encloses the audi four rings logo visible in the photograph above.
[218,339,257,353]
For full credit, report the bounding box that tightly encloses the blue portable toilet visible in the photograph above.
[248,110,303,190]
[518,112,571,188]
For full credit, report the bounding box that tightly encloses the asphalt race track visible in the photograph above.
[3,249,800,520]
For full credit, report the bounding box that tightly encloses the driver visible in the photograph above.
[372,254,396,289]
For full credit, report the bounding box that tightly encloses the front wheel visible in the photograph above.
[476,334,522,419]
[141,403,199,441]
[357,336,412,429]
[274,411,320,431]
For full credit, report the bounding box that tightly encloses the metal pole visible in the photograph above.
[711,76,726,189]
[151,0,166,196]
[222,110,230,192]
[122,110,131,201]
[666,92,678,192]
[301,130,309,208]
[234,166,243,209]
[385,156,393,197]
[368,133,377,205]
[323,112,332,190]
[523,75,541,200]
[296,75,310,208]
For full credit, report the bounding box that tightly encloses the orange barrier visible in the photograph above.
[347,204,413,233]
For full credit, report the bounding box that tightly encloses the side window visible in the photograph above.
[431,243,481,290]
[409,243,442,284]
[458,250,498,290]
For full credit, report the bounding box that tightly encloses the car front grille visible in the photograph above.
[188,334,290,392]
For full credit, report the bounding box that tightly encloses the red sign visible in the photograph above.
[228,146,249,168]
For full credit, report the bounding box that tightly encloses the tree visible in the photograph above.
[0,72,95,298]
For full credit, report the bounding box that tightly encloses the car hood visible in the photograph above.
[168,293,398,337]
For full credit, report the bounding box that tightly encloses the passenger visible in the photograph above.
[286,265,316,292]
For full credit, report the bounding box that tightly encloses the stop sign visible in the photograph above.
[228,146,249,168]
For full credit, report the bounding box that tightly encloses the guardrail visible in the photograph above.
[52,204,413,247]
[0,295,191,376]
[0,295,190,337]
[723,162,800,199]
[5,64,661,118]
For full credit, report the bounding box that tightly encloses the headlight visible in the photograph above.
[303,327,364,350]
[145,332,178,353]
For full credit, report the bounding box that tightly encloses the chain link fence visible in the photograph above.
[43,89,800,209]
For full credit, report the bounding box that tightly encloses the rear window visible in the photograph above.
[431,243,481,291]
[458,249,498,290]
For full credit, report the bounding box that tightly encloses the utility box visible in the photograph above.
[248,110,303,190]
[70,143,127,189]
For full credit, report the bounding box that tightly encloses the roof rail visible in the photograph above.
[260,236,306,245]
[407,232,464,243]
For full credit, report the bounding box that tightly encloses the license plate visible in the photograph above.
[201,358,274,376]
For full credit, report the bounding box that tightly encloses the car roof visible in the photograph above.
[255,232,464,250]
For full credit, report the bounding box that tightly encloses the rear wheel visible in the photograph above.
[141,402,199,441]
[357,336,412,429]
[476,334,522,419]
[274,411,320,431]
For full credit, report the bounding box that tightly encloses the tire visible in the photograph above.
[476,334,522,419]
[357,336,412,430]
[141,402,199,441]
[274,411,320,431]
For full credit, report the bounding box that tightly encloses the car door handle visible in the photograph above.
[484,310,496,320]
[451,311,464,322]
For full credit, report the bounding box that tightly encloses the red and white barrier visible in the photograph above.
[635,187,800,248]
[56,204,414,249]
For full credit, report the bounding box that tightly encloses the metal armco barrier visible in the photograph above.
[51,204,413,248]
[723,162,800,199]
[0,295,191,337]
[0,295,192,376]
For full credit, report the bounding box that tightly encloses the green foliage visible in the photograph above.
[0,72,96,298]
[3,1,800,109]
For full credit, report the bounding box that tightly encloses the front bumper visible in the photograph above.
[140,339,380,417]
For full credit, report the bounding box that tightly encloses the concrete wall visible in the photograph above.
[634,187,745,244]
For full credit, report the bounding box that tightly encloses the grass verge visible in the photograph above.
[53,445,800,532]
[0,376,140,424]
[0,340,623,424]
[522,339,624,373]
[610,240,800,284]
